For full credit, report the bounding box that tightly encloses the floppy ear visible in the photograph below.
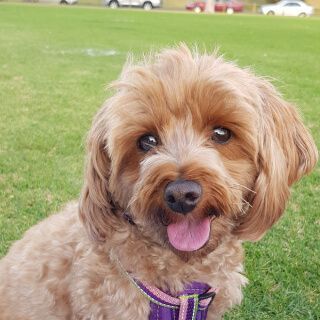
[79,106,118,242]
[235,79,318,241]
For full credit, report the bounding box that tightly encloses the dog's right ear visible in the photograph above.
[79,106,117,242]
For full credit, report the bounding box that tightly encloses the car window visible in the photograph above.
[284,2,301,6]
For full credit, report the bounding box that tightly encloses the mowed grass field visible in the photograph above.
[0,3,319,319]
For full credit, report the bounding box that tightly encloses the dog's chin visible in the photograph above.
[170,241,218,262]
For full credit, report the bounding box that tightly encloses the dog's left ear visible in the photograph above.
[79,105,118,242]
[234,79,318,241]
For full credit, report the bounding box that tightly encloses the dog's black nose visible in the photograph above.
[164,180,202,214]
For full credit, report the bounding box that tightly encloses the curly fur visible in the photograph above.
[0,45,317,320]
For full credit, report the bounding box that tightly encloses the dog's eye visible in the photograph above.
[138,135,158,152]
[212,127,232,144]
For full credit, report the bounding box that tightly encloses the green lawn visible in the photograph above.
[0,3,319,319]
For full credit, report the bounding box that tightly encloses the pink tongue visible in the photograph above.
[167,217,211,252]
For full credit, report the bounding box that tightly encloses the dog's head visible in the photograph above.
[79,45,317,258]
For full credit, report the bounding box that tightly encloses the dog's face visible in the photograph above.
[80,46,317,259]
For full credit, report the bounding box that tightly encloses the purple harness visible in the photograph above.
[132,279,217,320]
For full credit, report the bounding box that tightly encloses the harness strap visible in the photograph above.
[116,258,217,320]
[132,278,217,320]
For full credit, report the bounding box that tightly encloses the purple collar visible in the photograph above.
[131,278,217,320]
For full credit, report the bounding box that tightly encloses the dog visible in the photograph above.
[0,45,317,320]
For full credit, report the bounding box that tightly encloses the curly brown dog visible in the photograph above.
[0,45,317,320]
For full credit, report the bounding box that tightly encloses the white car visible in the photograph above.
[105,0,161,10]
[261,0,314,17]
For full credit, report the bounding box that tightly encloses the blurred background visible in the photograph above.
[0,0,320,15]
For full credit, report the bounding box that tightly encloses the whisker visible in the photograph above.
[241,198,252,208]
[229,183,256,194]
[239,207,247,216]
[238,198,252,216]
[127,195,138,209]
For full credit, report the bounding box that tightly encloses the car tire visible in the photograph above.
[226,8,234,14]
[109,1,119,9]
[193,6,201,13]
[267,10,275,15]
[298,12,307,17]
[143,2,153,10]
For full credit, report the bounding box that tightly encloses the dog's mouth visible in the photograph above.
[167,216,211,252]
[164,208,220,252]
[128,203,222,254]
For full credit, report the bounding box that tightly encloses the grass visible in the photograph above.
[0,3,319,319]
